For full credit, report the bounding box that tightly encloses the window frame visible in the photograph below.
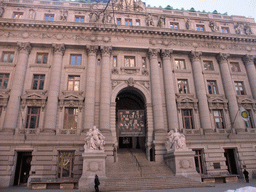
[207,80,218,94]
[142,57,147,68]
[136,19,140,26]
[64,107,78,129]
[13,12,23,19]
[213,109,224,129]
[196,25,205,31]
[75,15,85,22]
[44,14,54,21]
[170,22,179,29]
[70,54,82,66]
[182,109,193,129]
[124,56,136,67]
[67,75,80,91]
[175,59,186,70]
[32,74,45,90]
[221,27,229,33]
[177,79,189,94]
[230,62,241,72]
[58,151,74,179]
[203,60,214,71]
[36,53,48,64]
[26,107,40,129]
[2,52,14,63]
[117,18,121,25]
[0,73,9,89]
[125,18,132,26]
[113,56,117,67]
[193,149,205,174]
[234,81,245,95]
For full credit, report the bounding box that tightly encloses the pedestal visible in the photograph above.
[79,150,107,190]
[164,150,201,182]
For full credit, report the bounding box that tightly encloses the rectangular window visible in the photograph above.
[26,107,40,128]
[0,74,9,89]
[235,81,245,95]
[193,149,204,174]
[230,62,241,72]
[124,56,135,67]
[117,18,121,25]
[58,151,74,179]
[125,19,132,26]
[44,14,54,21]
[182,109,193,129]
[170,22,179,29]
[207,80,218,94]
[245,110,254,128]
[113,56,117,67]
[67,76,80,91]
[13,12,23,19]
[142,57,146,68]
[32,74,45,90]
[175,59,186,70]
[222,27,229,33]
[64,108,78,129]
[2,52,14,63]
[75,16,84,22]
[136,19,140,26]
[36,53,48,64]
[178,79,189,94]
[213,110,224,129]
[203,61,214,71]
[196,25,205,31]
[70,54,82,65]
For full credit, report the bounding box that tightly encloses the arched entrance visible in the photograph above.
[115,87,146,150]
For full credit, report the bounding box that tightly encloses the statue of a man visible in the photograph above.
[84,126,105,151]
[165,129,187,152]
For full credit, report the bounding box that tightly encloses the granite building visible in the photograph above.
[0,0,256,188]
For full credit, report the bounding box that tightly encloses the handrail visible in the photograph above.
[129,149,142,177]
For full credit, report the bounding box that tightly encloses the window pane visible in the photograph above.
[75,17,79,22]
[3,79,8,89]
[43,55,48,64]
[130,59,134,67]
[3,54,8,62]
[77,56,81,65]
[125,58,129,67]
[74,81,79,91]
[37,55,42,63]
[9,54,14,63]
[29,116,37,128]
[39,80,44,90]
[45,15,49,20]
[68,81,73,90]
[81,17,84,22]
[50,16,54,21]
[70,56,76,65]
[33,80,38,89]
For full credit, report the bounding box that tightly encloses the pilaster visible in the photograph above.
[243,55,256,100]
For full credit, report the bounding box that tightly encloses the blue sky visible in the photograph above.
[144,0,256,20]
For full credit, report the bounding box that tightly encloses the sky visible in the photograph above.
[144,0,256,20]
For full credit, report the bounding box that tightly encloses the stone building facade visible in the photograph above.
[0,0,256,187]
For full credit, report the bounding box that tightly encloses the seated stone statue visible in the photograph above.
[84,126,105,151]
[165,129,187,152]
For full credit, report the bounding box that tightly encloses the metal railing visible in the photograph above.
[129,149,142,177]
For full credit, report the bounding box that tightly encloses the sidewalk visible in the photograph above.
[0,179,255,192]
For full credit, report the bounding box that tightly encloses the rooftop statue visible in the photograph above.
[165,129,188,152]
[84,126,105,151]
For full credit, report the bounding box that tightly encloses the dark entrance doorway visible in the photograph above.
[224,149,238,175]
[116,87,146,150]
[14,152,32,186]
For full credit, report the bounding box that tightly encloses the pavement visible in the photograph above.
[0,179,255,192]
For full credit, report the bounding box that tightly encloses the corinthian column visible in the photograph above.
[161,49,179,131]
[99,46,112,132]
[217,53,245,129]
[44,44,65,133]
[84,45,98,130]
[148,49,165,132]
[243,55,256,99]
[189,51,212,129]
[3,42,31,132]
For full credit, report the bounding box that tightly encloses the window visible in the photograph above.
[235,81,245,95]
[36,53,48,64]
[178,79,189,94]
[44,14,54,21]
[136,19,140,26]
[230,62,241,72]
[142,57,146,68]
[113,56,117,67]
[182,109,193,129]
[222,27,229,33]
[193,149,204,174]
[67,76,80,91]
[124,56,135,67]
[0,74,9,89]
[58,151,74,179]
[2,52,14,63]
[75,16,84,22]
[32,75,45,90]
[245,111,254,128]
[175,59,186,69]
[207,80,218,94]
[13,12,23,19]
[213,110,224,129]
[26,107,40,128]
[64,108,78,129]
[170,22,179,29]
[117,18,121,25]
[70,54,82,65]
[98,59,100,65]
[125,19,132,26]
[196,25,205,31]
[203,61,214,71]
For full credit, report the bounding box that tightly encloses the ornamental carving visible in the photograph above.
[52,44,65,55]
[207,94,228,111]
[139,81,150,90]
[161,49,173,58]
[87,45,98,55]
[84,126,105,151]
[89,10,100,23]
[242,55,255,64]
[236,95,256,112]
[176,94,198,111]
[209,21,219,32]
[28,9,36,20]
[101,46,112,56]
[60,9,68,21]
[59,91,84,112]
[0,89,10,109]
[165,129,188,152]
[0,7,4,17]
[112,80,121,89]
[157,15,165,28]
[17,42,32,54]
[185,19,190,30]
[102,12,113,24]
[217,53,230,63]
[127,77,135,86]
[235,23,253,35]
[148,49,159,58]
[141,68,149,76]
[21,90,48,111]
[112,67,119,75]
[189,51,202,62]
[134,0,145,12]
[145,14,154,26]
[112,0,145,11]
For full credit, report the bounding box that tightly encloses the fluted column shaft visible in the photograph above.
[148,49,165,132]
[84,45,98,130]
[44,44,65,132]
[99,46,112,131]
[189,51,212,129]
[4,42,31,130]
[217,53,245,128]
[162,49,179,131]
[243,55,256,99]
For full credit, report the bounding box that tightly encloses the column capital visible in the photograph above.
[101,46,112,56]
[161,49,173,59]
[148,48,159,59]
[17,42,31,54]
[87,45,98,56]
[217,53,230,63]
[52,43,65,56]
[242,55,255,65]
[189,51,202,62]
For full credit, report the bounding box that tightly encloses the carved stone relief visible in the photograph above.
[176,94,198,111]
[209,21,219,32]
[145,14,154,26]
[58,91,84,112]
[157,15,165,28]
[60,9,68,21]
[21,90,48,111]
[112,68,119,75]
[235,23,253,35]
[28,9,36,20]
[127,77,135,86]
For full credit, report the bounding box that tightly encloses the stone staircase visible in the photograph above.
[98,148,212,192]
